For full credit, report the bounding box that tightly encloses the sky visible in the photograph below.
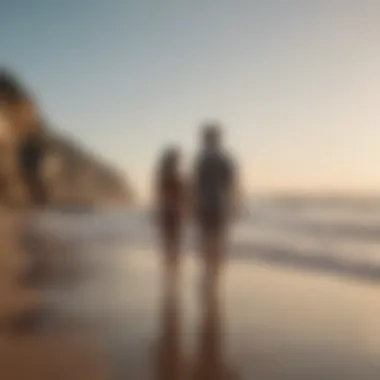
[1,0,380,199]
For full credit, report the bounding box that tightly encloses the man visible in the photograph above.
[193,123,238,290]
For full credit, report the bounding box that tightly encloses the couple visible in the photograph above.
[155,122,238,290]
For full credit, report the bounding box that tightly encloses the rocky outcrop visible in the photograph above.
[0,70,132,209]
[43,131,131,208]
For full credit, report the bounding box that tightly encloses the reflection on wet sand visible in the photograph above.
[155,279,185,380]
[155,259,237,380]
[192,278,237,380]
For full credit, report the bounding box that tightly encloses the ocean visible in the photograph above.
[35,196,380,285]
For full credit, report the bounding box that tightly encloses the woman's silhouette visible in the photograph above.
[155,147,186,286]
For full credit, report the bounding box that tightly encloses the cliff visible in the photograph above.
[0,70,132,208]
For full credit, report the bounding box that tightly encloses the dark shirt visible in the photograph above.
[194,148,235,225]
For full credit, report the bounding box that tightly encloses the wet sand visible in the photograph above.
[1,213,380,379]
[0,214,111,380]
[47,237,380,379]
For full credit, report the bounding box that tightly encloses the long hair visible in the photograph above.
[155,147,182,201]
[158,147,180,180]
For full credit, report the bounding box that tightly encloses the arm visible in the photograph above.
[189,157,202,220]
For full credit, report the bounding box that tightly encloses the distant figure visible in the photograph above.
[18,126,48,207]
[155,147,187,282]
[193,123,237,290]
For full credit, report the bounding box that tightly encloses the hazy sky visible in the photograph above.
[1,0,380,197]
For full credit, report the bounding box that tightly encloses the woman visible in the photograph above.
[155,147,187,275]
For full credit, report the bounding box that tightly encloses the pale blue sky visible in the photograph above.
[1,0,380,197]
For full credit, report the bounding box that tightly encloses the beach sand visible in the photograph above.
[46,239,380,379]
[0,214,111,380]
[1,213,380,379]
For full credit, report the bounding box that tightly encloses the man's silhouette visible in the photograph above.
[193,123,237,289]
[155,147,186,288]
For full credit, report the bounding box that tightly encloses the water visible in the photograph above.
[37,198,380,284]
[239,199,380,282]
